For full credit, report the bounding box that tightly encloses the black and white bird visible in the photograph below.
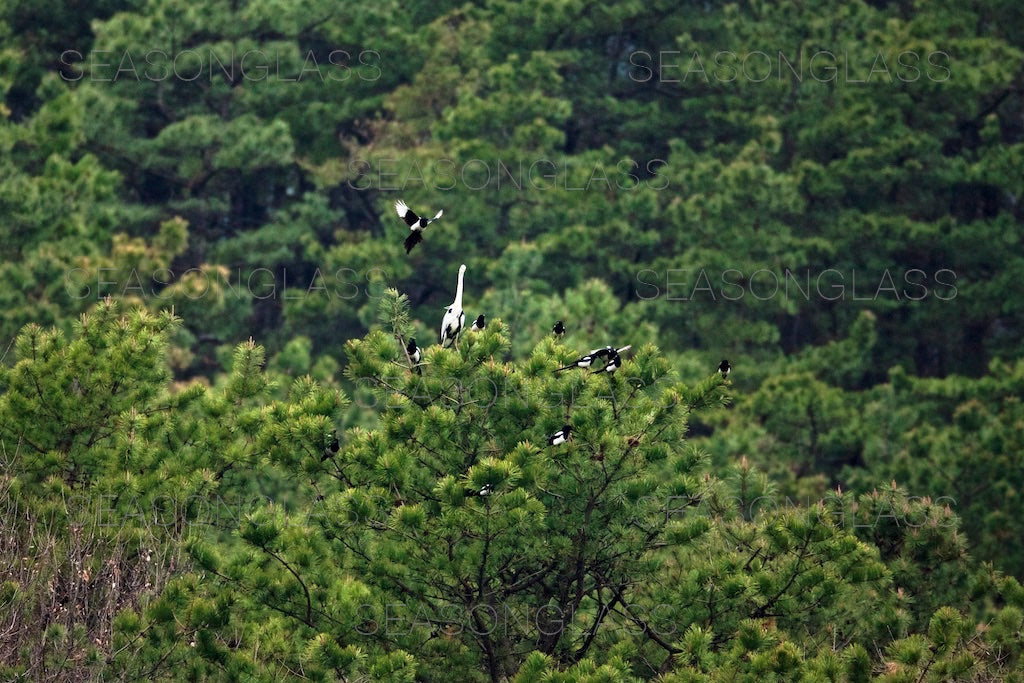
[718,359,731,379]
[555,353,595,372]
[590,344,631,361]
[547,424,572,446]
[321,431,340,461]
[470,314,486,332]
[406,338,422,374]
[592,352,621,375]
[440,264,467,349]
[464,483,494,497]
[395,199,443,253]
[552,320,565,337]
[407,338,421,363]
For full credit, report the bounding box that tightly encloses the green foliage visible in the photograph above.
[3,0,1024,679]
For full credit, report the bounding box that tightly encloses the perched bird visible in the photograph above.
[470,314,486,332]
[718,359,731,379]
[407,338,422,374]
[547,424,572,446]
[590,344,631,361]
[321,431,340,461]
[395,199,443,253]
[555,354,595,372]
[440,264,467,349]
[552,320,565,337]
[466,483,494,497]
[407,338,421,363]
[592,352,621,375]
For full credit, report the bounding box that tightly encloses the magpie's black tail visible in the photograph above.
[404,231,423,254]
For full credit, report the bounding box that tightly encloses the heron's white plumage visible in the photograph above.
[440,264,467,347]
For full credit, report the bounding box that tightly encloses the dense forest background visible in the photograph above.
[2,0,1024,680]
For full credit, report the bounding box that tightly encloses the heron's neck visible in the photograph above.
[453,268,465,308]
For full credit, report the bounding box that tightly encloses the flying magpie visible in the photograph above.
[395,199,443,253]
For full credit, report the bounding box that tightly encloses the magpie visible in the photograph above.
[407,338,422,374]
[555,354,595,372]
[589,344,631,361]
[321,431,340,461]
[547,424,572,446]
[440,264,467,349]
[470,314,486,332]
[592,352,621,375]
[465,483,493,497]
[718,359,731,379]
[552,320,565,337]
[395,199,443,253]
